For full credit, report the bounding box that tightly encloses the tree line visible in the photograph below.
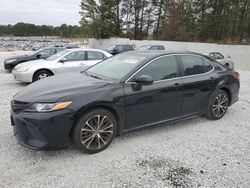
[80,0,250,43]
[1,1,250,43]
[0,23,84,38]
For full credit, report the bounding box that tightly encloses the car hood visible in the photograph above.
[14,59,49,69]
[6,54,31,61]
[13,73,109,103]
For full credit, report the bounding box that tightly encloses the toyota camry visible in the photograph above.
[10,51,240,153]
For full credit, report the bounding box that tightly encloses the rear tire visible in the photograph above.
[33,70,53,82]
[72,109,117,154]
[206,89,229,120]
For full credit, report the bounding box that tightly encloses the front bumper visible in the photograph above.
[11,109,75,150]
[12,70,33,83]
[4,62,15,71]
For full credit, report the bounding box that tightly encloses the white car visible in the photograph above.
[12,48,112,83]
[208,52,234,69]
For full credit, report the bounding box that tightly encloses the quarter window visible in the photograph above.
[134,55,178,81]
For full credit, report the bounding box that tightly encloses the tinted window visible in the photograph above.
[150,46,164,50]
[87,51,104,60]
[182,56,204,76]
[135,55,178,81]
[64,51,85,61]
[38,49,55,58]
[123,45,133,51]
[150,46,159,50]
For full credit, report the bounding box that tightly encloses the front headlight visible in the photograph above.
[6,59,16,64]
[15,67,30,72]
[25,101,72,112]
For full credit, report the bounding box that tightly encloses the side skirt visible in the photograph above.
[121,113,200,135]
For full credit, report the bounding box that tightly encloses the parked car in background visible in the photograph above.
[4,47,66,71]
[10,51,239,153]
[12,48,112,83]
[136,45,165,51]
[208,52,234,69]
[106,44,134,55]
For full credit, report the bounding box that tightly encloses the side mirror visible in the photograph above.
[36,54,41,58]
[135,75,153,85]
[113,49,118,53]
[59,58,67,63]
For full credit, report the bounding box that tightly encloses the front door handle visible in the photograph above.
[172,83,182,88]
[209,77,216,83]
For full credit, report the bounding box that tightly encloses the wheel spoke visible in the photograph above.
[96,115,101,128]
[98,134,107,145]
[99,116,108,127]
[216,108,220,117]
[97,134,101,149]
[85,121,95,131]
[220,95,226,104]
[100,123,113,131]
[86,134,96,149]
[81,134,95,145]
[81,128,94,133]
[220,106,226,113]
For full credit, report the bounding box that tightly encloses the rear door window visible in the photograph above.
[181,55,213,76]
[87,51,104,60]
[204,60,213,72]
[64,51,86,61]
[181,55,205,76]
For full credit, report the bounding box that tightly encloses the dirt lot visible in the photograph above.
[0,51,250,188]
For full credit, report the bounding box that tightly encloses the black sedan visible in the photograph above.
[11,51,240,153]
[4,47,65,71]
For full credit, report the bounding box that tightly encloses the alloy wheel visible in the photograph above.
[80,115,114,150]
[212,93,228,118]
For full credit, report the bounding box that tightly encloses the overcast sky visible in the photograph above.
[0,0,82,26]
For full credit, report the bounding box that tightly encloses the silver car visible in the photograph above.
[12,48,112,83]
[208,52,234,69]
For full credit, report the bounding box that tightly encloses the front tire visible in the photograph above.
[72,109,117,154]
[206,89,229,120]
[33,70,53,82]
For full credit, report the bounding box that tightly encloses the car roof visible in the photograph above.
[140,45,164,47]
[113,44,133,46]
[65,48,106,52]
[123,50,205,58]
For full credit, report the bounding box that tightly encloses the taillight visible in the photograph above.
[233,71,240,81]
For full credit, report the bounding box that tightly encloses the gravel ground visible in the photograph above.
[0,51,250,188]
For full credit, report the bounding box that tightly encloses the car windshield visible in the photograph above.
[136,46,150,51]
[86,54,147,81]
[46,50,70,61]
